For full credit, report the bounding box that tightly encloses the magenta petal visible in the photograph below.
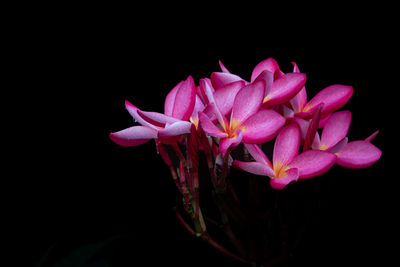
[198,112,228,138]
[219,130,243,156]
[244,144,272,166]
[158,121,192,138]
[329,137,348,154]
[253,70,274,96]
[241,109,285,144]
[304,84,353,117]
[137,110,180,127]
[320,111,351,150]
[109,126,158,147]
[289,150,337,179]
[214,80,246,117]
[303,104,323,151]
[270,168,299,190]
[171,75,196,121]
[336,140,382,169]
[164,80,184,117]
[124,101,157,129]
[219,60,231,73]
[251,57,280,82]
[230,80,265,124]
[233,160,274,177]
[273,123,300,168]
[211,72,244,89]
[263,73,307,106]
[365,130,380,142]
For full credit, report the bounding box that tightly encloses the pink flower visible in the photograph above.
[212,58,307,108]
[289,62,354,119]
[109,76,196,146]
[233,124,337,190]
[311,110,382,168]
[199,80,285,156]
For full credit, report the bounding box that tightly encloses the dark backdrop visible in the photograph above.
[12,6,394,267]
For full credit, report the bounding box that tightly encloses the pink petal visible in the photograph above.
[250,57,280,82]
[365,130,380,142]
[219,60,231,73]
[232,160,274,177]
[230,80,265,124]
[328,137,348,154]
[214,80,246,117]
[291,117,309,141]
[109,126,158,147]
[190,95,206,123]
[125,101,159,130]
[137,110,180,127]
[263,73,307,106]
[302,84,353,117]
[198,112,228,138]
[273,123,300,168]
[198,78,215,105]
[157,121,192,138]
[244,144,272,166]
[219,130,243,156]
[303,104,323,151]
[211,72,244,89]
[269,168,299,190]
[290,62,307,112]
[171,75,196,121]
[288,150,337,179]
[241,109,285,144]
[336,140,382,169]
[253,70,274,96]
[320,111,351,150]
[164,80,184,117]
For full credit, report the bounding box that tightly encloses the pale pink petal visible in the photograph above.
[244,144,272,166]
[124,100,158,130]
[263,73,307,106]
[251,57,280,82]
[109,126,158,147]
[365,130,380,142]
[282,104,295,118]
[320,111,351,150]
[253,70,274,96]
[211,72,244,89]
[302,85,353,117]
[190,95,206,123]
[230,80,265,124]
[157,121,192,138]
[241,109,285,144]
[171,75,196,121]
[164,80,184,117]
[336,140,382,169]
[214,80,246,117]
[328,137,348,153]
[219,130,243,156]
[198,112,228,138]
[232,160,274,177]
[273,123,300,168]
[219,60,231,73]
[288,150,337,179]
[198,78,215,105]
[137,110,180,127]
[269,168,299,190]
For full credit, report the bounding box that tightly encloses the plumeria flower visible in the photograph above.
[199,80,285,156]
[311,110,382,168]
[212,58,307,108]
[233,123,337,190]
[287,62,353,119]
[109,76,196,146]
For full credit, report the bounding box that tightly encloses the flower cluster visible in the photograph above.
[110,58,381,190]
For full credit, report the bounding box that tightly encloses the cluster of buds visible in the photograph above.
[109,58,382,264]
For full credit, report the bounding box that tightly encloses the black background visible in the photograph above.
[9,4,395,267]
